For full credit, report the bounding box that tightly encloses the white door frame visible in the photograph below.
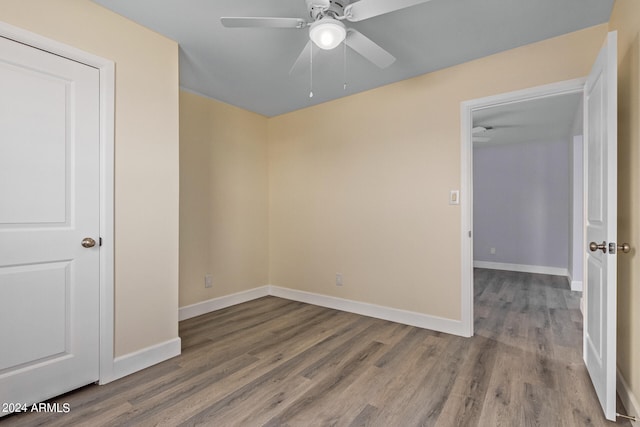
[460,78,586,337]
[0,21,116,384]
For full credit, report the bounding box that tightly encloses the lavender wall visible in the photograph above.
[473,139,570,270]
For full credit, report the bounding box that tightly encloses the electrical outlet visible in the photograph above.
[490,248,496,255]
[205,274,213,288]
[336,273,343,286]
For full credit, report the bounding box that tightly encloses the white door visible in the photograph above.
[0,35,100,410]
[583,31,617,421]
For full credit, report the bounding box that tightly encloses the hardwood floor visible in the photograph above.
[3,269,631,426]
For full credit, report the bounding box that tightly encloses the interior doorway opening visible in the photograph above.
[461,33,620,421]
[460,78,586,338]
[472,92,584,292]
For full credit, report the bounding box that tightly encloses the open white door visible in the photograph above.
[583,31,618,421]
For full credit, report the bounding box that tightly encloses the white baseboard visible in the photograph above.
[179,286,270,321]
[105,337,181,384]
[268,285,467,337]
[178,285,466,337]
[567,271,583,292]
[570,280,583,292]
[106,283,468,384]
[617,367,640,426]
[474,261,569,277]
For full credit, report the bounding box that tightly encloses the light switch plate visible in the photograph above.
[449,190,460,205]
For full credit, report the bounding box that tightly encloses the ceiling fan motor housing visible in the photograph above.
[306,0,348,21]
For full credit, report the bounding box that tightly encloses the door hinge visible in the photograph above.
[616,412,636,422]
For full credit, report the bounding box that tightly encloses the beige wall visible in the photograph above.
[179,91,269,306]
[5,0,634,405]
[268,24,607,320]
[609,0,640,413]
[0,0,180,357]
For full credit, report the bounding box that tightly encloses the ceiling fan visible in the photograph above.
[221,0,432,73]
[472,126,493,143]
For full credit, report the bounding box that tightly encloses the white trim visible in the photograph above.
[178,285,468,337]
[0,22,116,385]
[473,261,569,277]
[269,286,468,337]
[570,281,583,292]
[109,338,181,383]
[617,368,640,426]
[460,78,587,339]
[567,272,583,292]
[179,286,270,321]
[460,102,474,338]
[97,53,116,389]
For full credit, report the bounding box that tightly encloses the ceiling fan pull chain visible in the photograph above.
[309,42,314,98]
[343,40,347,91]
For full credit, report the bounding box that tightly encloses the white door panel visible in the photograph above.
[585,256,603,360]
[0,263,69,372]
[0,35,100,410]
[583,31,617,421]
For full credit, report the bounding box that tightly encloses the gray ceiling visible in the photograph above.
[92,0,613,117]
[473,93,583,146]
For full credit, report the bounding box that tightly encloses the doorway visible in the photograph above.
[461,32,619,422]
[472,93,584,286]
[459,78,586,337]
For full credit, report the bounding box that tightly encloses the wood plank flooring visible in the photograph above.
[2,269,631,426]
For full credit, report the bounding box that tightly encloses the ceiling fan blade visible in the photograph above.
[473,136,491,143]
[345,29,395,68]
[344,0,432,22]
[472,126,492,134]
[220,17,307,29]
[289,42,335,75]
[289,41,313,75]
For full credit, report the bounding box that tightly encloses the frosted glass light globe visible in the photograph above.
[309,18,346,50]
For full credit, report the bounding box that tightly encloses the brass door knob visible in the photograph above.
[618,243,631,253]
[589,241,607,253]
[81,237,96,248]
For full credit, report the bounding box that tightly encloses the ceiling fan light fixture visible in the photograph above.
[309,18,346,50]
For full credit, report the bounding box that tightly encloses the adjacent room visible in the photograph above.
[1,0,639,425]
[472,93,584,286]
